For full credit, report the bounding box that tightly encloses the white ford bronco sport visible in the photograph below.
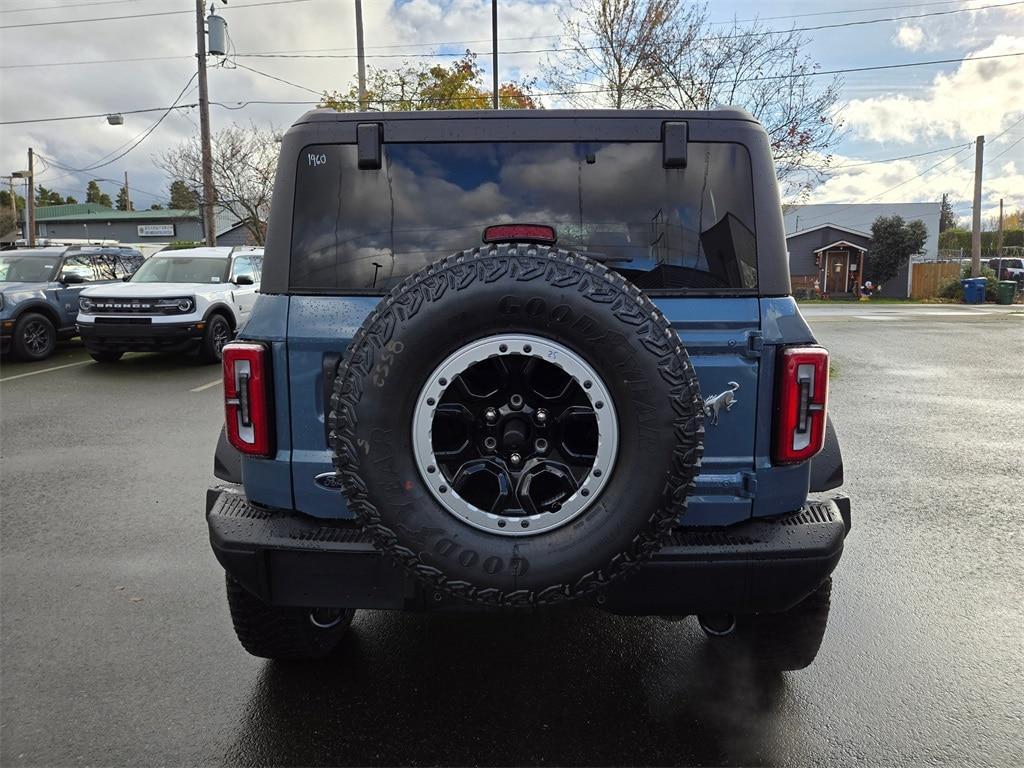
[77,246,263,363]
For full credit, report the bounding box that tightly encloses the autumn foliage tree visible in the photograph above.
[320,53,539,112]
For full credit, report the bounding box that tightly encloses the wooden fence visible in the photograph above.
[911,262,961,299]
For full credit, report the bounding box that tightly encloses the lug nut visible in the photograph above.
[510,452,522,467]
[484,408,498,423]
[535,409,548,424]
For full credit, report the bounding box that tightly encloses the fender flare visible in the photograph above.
[809,416,844,492]
[9,301,65,332]
[202,302,237,329]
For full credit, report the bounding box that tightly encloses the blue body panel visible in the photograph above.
[237,293,817,526]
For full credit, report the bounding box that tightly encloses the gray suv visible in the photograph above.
[0,245,144,361]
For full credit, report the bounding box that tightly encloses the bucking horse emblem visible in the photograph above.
[703,382,740,426]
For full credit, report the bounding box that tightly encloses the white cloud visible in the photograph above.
[894,24,925,51]
[806,148,1024,219]
[844,36,1024,144]
[0,0,560,204]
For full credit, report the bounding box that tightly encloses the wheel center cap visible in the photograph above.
[501,417,529,450]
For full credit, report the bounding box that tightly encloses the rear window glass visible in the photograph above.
[290,141,757,293]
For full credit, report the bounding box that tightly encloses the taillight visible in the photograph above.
[482,224,557,245]
[223,342,273,457]
[773,346,829,464]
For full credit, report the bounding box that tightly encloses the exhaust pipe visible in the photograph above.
[697,613,737,637]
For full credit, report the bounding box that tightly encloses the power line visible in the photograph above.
[0,55,188,70]
[827,143,973,169]
[229,1,1024,59]
[984,134,1024,167]
[226,60,326,97]
[795,144,977,228]
[7,51,1024,125]
[39,73,197,173]
[0,0,312,30]
[1,0,143,14]
[714,0,973,24]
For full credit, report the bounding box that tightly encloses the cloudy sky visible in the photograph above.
[1,0,1021,223]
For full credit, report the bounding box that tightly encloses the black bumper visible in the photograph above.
[208,488,850,614]
[78,320,204,352]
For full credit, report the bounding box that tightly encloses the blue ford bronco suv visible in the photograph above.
[207,110,850,670]
[0,245,144,360]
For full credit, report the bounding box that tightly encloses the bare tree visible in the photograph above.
[651,20,842,198]
[543,1,843,198]
[157,122,279,245]
[543,0,701,109]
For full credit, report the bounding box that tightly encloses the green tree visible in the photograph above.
[85,180,113,207]
[115,184,134,211]
[168,179,199,210]
[149,203,164,210]
[35,185,65,206]
[939,193,958,232]
[320,53,539,112]
[0,190,26,212]
[866,216,928,284]
[65,195,78,204]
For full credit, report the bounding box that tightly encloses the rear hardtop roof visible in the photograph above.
[293,107,757,127]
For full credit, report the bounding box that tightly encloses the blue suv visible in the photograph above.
[207,110,850,670]
[0,245,144,360]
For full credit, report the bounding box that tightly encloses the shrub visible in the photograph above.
[939,265,998,301]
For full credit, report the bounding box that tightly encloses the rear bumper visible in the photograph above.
[78,320,204,353]
[207,487,850,614]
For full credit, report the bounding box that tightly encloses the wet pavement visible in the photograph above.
[1,307,1022,767]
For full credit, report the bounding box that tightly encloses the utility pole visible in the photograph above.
[996,198,1004,255]
[195,0,216,247]
[27,148,35,248]
[7,177,17,227]
[355,0,367,110]
[123,170,131,211]
[970,135,984,277]
[491,0,499,109]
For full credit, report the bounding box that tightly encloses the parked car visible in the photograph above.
[206,109,850,671]
[0,245,144,360]
[76,246,262,364]
[984,257,1024,284]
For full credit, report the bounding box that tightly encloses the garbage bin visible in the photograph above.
[996,280,1017,305]
[961,277,987,304]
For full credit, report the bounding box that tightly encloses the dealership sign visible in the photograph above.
[137,224,175,237]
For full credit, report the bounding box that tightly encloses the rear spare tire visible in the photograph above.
[329,245,704,608]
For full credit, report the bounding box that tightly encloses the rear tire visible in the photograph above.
[701,578,832,671]
[12,312,56,361]
[225,574,355,660]
[199,314,232,363]
[89,350,123,363]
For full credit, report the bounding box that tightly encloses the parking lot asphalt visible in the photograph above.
[1,306,1022,767]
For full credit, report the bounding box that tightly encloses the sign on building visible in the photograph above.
[137,224,175,237]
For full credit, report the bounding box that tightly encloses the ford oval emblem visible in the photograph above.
[314,471,344,491]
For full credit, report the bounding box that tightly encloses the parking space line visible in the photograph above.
[190,378,223,393]
[0,360,91,382]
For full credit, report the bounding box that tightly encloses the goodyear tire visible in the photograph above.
[329,245,703,608]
